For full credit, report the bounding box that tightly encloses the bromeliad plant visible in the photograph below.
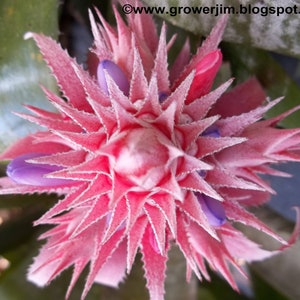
[0,1,300,299]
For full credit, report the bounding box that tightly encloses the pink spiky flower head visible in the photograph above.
[1,1,300,299]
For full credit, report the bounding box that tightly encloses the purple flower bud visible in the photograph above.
[158,92,168,103]
[97,60,129,96]
[197,170,207,178]
[196,193,226,226]
[105,212,126,231]
[7,153,73,187]
[202,125,220,138]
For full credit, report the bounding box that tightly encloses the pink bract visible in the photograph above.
[0,1,300,299]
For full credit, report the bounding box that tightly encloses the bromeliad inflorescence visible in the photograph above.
[0,1,300,299]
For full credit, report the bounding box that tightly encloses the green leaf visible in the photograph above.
[197,270,250,300]
[197,285,246,300]
[0,208,40,254]
[141,0,300,58]
[0,193,58,253]
[0,0,59,152]
[250,269,289,300]
[222,43,300,128]
[0,194,52,209]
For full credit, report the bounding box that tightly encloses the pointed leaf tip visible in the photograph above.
[24,32,34,40]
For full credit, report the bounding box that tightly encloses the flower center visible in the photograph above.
[114,128,169,189]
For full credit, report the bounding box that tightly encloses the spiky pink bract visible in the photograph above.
[1,1,300,299]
